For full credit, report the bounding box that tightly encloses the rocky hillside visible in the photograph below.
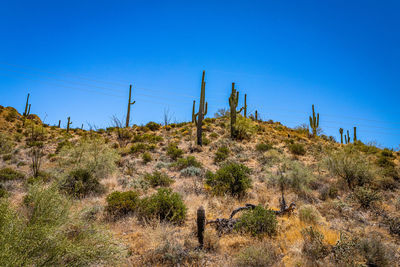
[0,104,399,266]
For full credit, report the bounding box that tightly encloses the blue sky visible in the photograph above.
[0,0,399,148]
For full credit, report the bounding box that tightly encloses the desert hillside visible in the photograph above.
[0,104,399,267]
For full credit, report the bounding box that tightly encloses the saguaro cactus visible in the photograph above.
[344,134,348,144]
[255,110,258,121]
[192,100,196,123]
[347,130,350,143]
[193,71,208,146]
[125,85,136,128]
[67,117,72,132]
[243,94,247,118]
[229,83,244,139]
[23,93,30,117]
[197,206,206,249]
[353,127,357,142]
[309,104,319,137]
[339,128,344,144]
[58,120,61,128]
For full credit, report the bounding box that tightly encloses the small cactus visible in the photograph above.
[339,128,343,144]
[229,82,244,139]
[197,206,206,248]
[309,104,319,137]
[125,85,136,128]
[193,71,208,146]
[67,117,72,132]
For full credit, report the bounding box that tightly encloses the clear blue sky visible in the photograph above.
[0,0,399,148]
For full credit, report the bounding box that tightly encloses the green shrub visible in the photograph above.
[353,186,381,209]
[319,184,338,200]
[332,234,362,265]
[57,136,119,179]
[288,142,306,155]
[0,184,7,198]
[166,143,183,160]
[145,121,161,131]
[132,133,163,143]
[235,205,277,237]
[235,242,280,267]
[206,163,252,198]
[255,142,273,152]
[106,190,140,218]
[0,184,123,266]
[55,139,72,153]
[214,146,230,163]
[2,154,11,161]
[326,150,373,190]
[301,226,330,262]
[0,168,25,182]
[144,171,174,187]
[299,205,321,224]
[0,133,13,155]
[359,236,395,267]
[130,143,150,154]
[180,166,202,177]
[138,188,187,224]
[5,108,18,122]
[234,116,257,140]
[142,152,152,164]
[173,156,202,170]
[59,169,104,198]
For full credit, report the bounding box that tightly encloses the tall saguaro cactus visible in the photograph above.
[255,110,258,121]
[67,117,72,133]
[243,94,247,118]
[229,83,244,139]
[197,206,206,249]
[193,71,208,146]
[344,134,348,144]
[58,120,61,128]
[125,85,136,128]
[353,127,357,142]
[192,100,196,123]
[339,128,344,144]
[23,93,30,117]
[347,130,350,143]
[309,104,319,137]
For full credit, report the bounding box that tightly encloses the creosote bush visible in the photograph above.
[0,167,25,181]
[234,116,257,140]
[214,146,230,163]
[142,152,152,164]
[0,184,123,266]
[138,188,187,224]
[235,205,277,237]
[106,190,140,218]
[144,171,174,187]
[206,162,252,198]
[59,169,104,198]
[166,143,184,160]
[288,142,306,156]
[173,156,201,170]
[145,121,161,131]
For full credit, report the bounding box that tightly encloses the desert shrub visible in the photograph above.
[81,204,103,222]
[0,184,7,198]
[0,133,13,154]
[288,142,306,155]
[209,132,218,139]
[55,139,72,153]
[319,184,338,200]
[332,234,363,266]
[299,205,321,224]
[173,156,202,170]
[214,146,230,163]
[132,133,163,143]
[255,142,273,152]
[359,236,395,267]
[234,242,280,267]
[353,186,381,209]
[144,171,174,187]
[301,226,330,262]
[325,150,373,190]
[180,166,202,177]
[130,142,151,154]
[0,184,123,266]
[106,190,140,218]
[138,188,187,224]
[5,108,18,122]
[59,169,104,198]
[142,152,152,164]
[206,162,252,198]
[235,205,277,237]
[57,136,119,179]
[0,168,25,182]
[166,143,183,160]
[375,176,397,190]
[2,154,11,161]
[145,121,161,131]
[27,171,52,184]
[234,116,257,140]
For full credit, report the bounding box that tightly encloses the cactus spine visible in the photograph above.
[58,120,61,128]
[229,83,244,139]
[353,127,357,142]
[67,117,72,132]
[309,104,319,137]
[244,94,247,118]
[23,93,30,117]
[125,85,136,128]
[339,128,343,144]
[193,71,208,146]
[197,206,206,249]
